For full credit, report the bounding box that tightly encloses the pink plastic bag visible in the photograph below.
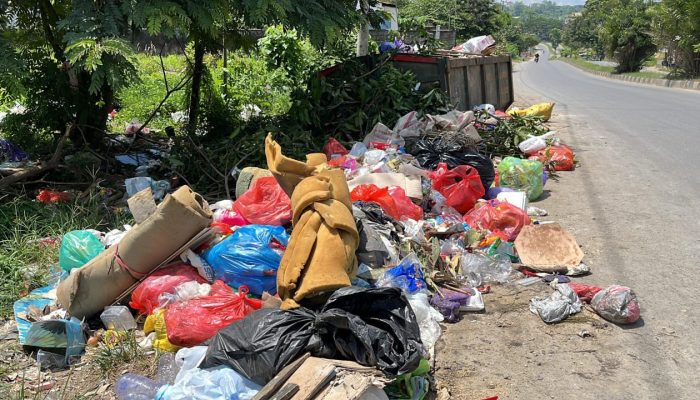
[323,137,349,160]
[165,282,263,346]
[463,200,531,241]
[430,162,485,214]
[590,285,640,324]
[233,176,292,225]
[350,184,423,221]
[129,264,206,315]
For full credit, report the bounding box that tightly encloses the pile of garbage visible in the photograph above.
[12,102,640,399]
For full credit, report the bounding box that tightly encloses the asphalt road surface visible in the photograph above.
[517,49,700,397]
[436,49,700,399]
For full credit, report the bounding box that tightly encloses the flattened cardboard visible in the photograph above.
[514,223,584,272]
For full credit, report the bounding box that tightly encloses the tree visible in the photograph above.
[650,0,700,77]
[398,0,502,39]
[599,0,656,73]
[549,28,562,48]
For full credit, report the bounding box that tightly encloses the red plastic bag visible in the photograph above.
[165,282,263,346]
[36,190,71,204]
[350,184,423,221]
[568,283,603,304]
[590,285,640,324]
[129,263,207,315]
[463,199,531,241]
[323,137,349,160]
[430,162,485,214]
[530,145,575,171]
[233,176,292,225]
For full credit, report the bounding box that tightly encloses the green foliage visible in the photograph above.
[650,0,700,77]
[476,112,549,158]
[398,0,502,40]
[600,0,656,73]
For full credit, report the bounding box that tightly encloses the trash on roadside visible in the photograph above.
[232,176,292,226]
[518,131,557,154]
[452,35,496,55]
[351,184,423,221]
[529,282,582,323]
[567,282,603,303]
[36,189,71,204]
[497,157,544,201]
[530,144,575,171]
[100,306,137,331]
[507,102,555,122]
[430,162,485,214]
[377,253,427,294]
[464,200,531,241]
[514,223,585,272]
[24,318,86,368]
[59,230,105,272]
[590,285,640,324]
[125,176,171,200]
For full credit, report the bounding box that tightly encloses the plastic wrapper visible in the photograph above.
[590,285,640,324]
[410,138,494,190]
[130,264,207,315]
[233,177,292,226]
[348,142,368,158]
[36,189,71,204]
[464,199,531,241]
[202,287,423,385]
[165,282,263,347]
[497,157,544,201]
[567,282,603,304]
[518,131,557,155]
[203,225,289,296]
[322,137,349,160]
[164,367,260,400]
[377,253,427,293]
[144,309,180,352]
[430,288,472,322]
[59,230,105,272]
[350,184,423,221]
[0,139,28,162]
[530,144,575,171]
[394,111,424,138]
[452,35,496,54]
[529,283,582,323]
[353,204,400,268]
[460,252,513,284]
[507,102,555,122]
[430,162,485,214]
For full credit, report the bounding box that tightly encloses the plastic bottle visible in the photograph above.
[156,352,179,385]
[115,373,164,400]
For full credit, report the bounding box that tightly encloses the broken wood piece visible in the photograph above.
[286,357,336,400]
[269,384,300,400]
[253,353,310,400]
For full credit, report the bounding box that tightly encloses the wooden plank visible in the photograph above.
[269,384,300,400]
[483,63,498,106]
[466,65,484,108]
[288,358,337,400]
[253,353,311,400]
[447,64,467,110]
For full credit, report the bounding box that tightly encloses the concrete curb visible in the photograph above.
[560,60,700,91]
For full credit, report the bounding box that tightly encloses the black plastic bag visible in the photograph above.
[353,202,402,268]
[202,287,424,385]
[410,138,495,190]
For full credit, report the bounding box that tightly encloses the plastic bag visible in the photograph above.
[507,102,555,121]
[144,309,180,352]
[36,189,71,204]
[164,367,260,400]
[410,138,494,190]
[463,200,530,241]
[460,252,513,284]
[497,157,544,201]
[165,282,263,347]
[529,283,582,323]
[406,292,443,353]
[430,288,472,322]
[203,225,289,296]
[322,137,349,160]
[350,184,423,221]
[377,253,427,294]
[452,35,496,54]
[530,145,575,171]
[130,264,207,315]
[590,285,640,324]
[202,287,423,385]
[567,282,603,304]
[394,111,424,138]
[59,230,105,272]
[233,177,292,226]
[518,131,557,155]
[430,162,485,214]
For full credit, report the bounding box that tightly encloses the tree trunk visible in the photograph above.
[71,72,112,148]
[187,40,206,136]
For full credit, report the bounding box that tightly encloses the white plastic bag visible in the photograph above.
[406,292,444,354]
[518,131,557,155]
[165,366,260,400]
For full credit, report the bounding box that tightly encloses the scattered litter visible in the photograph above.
[529,283,582,323]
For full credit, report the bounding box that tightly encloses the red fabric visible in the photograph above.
[323,137,349,160]
[463,200,531,241]
[129,263,206,315]
[350,184,423,221]
[530,144,575,171]
[568,282,603,304]
[165,282,263,346]
[36,190,71,204]
[233,176,292,226]
[430,162,485,214]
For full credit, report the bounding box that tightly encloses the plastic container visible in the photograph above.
[100,306,137,331]
[115,373,164,400]
[157,352,179,385]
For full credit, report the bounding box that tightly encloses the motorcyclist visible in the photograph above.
[534,53,540,63]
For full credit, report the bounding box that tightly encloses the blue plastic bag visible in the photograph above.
[163,366,260,400]
[203,225,289,296]
[377,253,427,294]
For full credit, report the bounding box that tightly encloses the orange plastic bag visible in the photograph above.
[430,162,485,214]
[350,184,423,221]
[165,282,263,347]
[323,137,349,160]
[530,145,575,171]
[463,200,531,241]
[233,176,292,225]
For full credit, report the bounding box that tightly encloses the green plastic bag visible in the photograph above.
[497,157,543,201]
[59,230,104,272]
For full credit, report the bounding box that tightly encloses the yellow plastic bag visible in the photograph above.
[144,309,180,352]
[507,102,555,122]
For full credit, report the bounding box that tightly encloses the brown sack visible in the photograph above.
[57,186,212,318]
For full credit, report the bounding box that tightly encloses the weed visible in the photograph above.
[94,330,146,377]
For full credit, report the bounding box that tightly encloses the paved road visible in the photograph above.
[517,48,700,398]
